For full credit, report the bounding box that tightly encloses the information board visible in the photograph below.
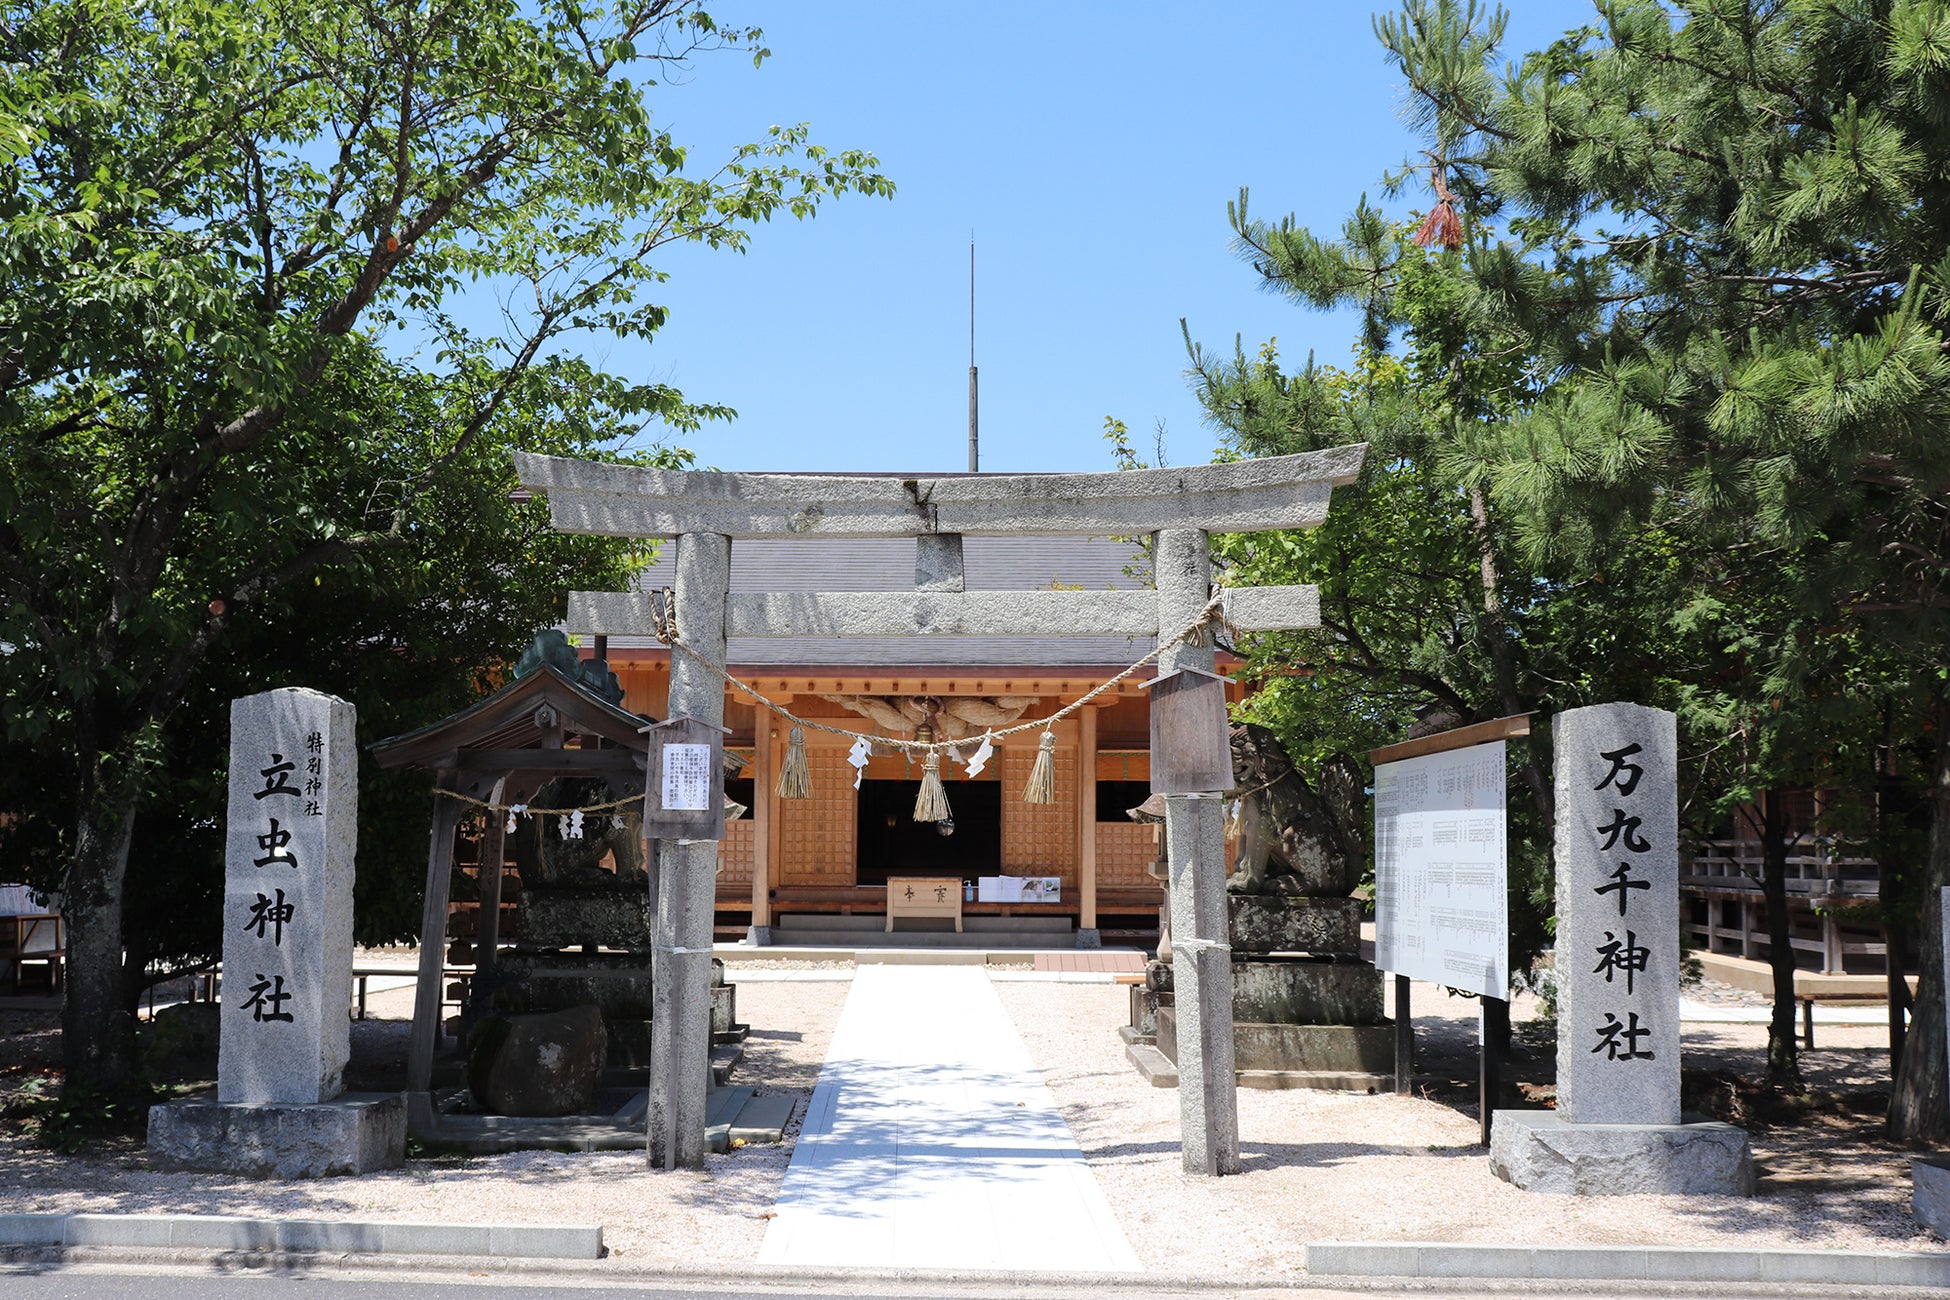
[659,743,713,811]
[1373,740,1508,998]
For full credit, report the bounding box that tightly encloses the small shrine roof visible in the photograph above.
[367,663,651,770]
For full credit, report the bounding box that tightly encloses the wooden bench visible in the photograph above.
[0,913,64,993]
[885,877,962,933]
[1795,992,1896,1048]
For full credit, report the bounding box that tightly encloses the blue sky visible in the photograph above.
[598,2,1594,474]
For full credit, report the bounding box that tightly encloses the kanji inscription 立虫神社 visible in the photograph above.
[218,688,358,1105]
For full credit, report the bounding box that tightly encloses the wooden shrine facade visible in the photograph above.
[588,642,1240,940]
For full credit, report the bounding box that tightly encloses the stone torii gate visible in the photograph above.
[515,447,1366,1176]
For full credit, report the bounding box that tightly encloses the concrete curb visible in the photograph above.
[1305,1240,1950,1288]
[3,1242,1941,1296]
[0,1213,601,1260]
[7,1225,1945,1291]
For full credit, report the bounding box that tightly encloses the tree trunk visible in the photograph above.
[1890,702,1950,1142]
[1757,790,1803,1091]
[60,772,143,1094]
[1889,921,1911,1074]
[1465,485,1554,834]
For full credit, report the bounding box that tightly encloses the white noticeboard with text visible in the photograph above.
[659,743,713,812]
[1374,740,1508,999]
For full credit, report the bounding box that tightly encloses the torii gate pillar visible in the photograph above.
[648,531,729,1170]
[1156,528,1241,1175]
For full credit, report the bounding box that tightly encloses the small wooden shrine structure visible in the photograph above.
[368,637,653,1125]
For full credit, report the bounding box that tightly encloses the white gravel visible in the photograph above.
[995,980,1941,1278]
[1,971,1940,1275]
[0,980,846,1263]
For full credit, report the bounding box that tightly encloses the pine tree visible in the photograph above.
[1372,0,1950,1134]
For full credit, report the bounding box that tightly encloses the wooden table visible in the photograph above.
[885,878,963,933]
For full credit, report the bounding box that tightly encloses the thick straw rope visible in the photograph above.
[426,588,1230,815]
[647,587,1229,755]
[431,788,643,815]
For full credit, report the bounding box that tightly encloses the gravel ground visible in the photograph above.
[0,980,846,1263]
[995,979,1939,1279]
[0,970,1938,1274]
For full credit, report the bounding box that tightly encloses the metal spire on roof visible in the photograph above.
[968,238,978,473]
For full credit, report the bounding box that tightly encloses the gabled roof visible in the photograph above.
[367,665,652,770]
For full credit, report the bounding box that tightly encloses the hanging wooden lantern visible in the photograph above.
[639,714,732,842]
[1143,666,1235,795]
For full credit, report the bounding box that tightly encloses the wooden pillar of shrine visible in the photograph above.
[750,710,774,942]
[1078,702,1101,946]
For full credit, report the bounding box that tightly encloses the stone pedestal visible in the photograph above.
[1233,959,1384,1024]
[481,952,737,1073]
[1228,895,1362,954]
[1141,891,1395,1091]
[148,1093,405,1179]
[1158,1006,1393,1089]
[1914,1157,1950,1235]
[517,886,650,948]
[1489,1110,1754,1195]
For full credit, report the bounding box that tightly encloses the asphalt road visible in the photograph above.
[0,1261,1872,1300]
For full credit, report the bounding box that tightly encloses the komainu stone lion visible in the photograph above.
[1226,722,1365,898]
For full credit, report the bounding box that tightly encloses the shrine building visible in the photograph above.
[579,535,1239,946]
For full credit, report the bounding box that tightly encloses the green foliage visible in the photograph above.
[1356,0,1950,1099]
[10,1078,161,1153]
[0,0,890,1076]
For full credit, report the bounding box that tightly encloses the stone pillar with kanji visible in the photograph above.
[147,687,404,1178]
[217,688,358,1103]
[1489,702,1753,1195]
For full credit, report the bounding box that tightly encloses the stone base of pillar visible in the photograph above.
[1157,1008,1394,1083]
[1490,1110,1754,1195]
[744,925,773,946]
[148,1093,405,1179]
[1914,1157,1950,1234]
[1074,927,1102,949]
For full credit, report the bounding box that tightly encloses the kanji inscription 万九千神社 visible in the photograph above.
[1552,703,1681,1127]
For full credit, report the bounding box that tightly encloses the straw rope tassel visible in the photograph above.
[1022,730,1057,804]
[913,749,951,823]
[776,726,812,799]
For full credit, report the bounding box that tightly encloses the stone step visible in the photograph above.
[610,1089,649,1126]
[705,1085,754,1128]
[1124,1041,1178,1088]
[774,912,1075,935]
[710,1042,743,1087]
[704,1084,754,1154]
[765,931,1075,950]
[728,1092,797,1145]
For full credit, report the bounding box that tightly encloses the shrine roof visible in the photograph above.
[366,664,652,770]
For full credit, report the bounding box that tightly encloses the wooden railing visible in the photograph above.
[1679,836,1886,975]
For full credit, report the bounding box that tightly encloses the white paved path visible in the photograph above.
[757,964,1141,1273]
